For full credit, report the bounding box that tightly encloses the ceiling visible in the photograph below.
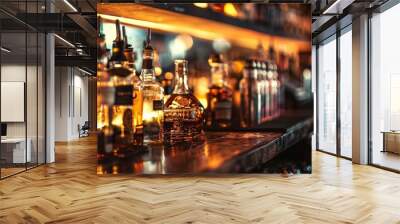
[1,0,96,74]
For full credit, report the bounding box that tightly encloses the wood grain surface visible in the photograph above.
[1,136,400,223]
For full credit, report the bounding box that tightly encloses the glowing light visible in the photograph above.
[194,3,208,8]
[212,38,231,53]
[155,67,162,76]
[97,165,104,175]
[112,165,119,174]
[224,3,238,17]
[54,34,75,48]
[142,101,159,122]
[0,47,11,53]
[164,72,174,80]
[192,77,209,108]
[303,69,311,80]
[169,34,193,59]
[97,7,310,54]
[231,60,244,74]
[63,0,78,12]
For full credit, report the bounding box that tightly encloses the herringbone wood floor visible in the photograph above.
[0,136,399,224]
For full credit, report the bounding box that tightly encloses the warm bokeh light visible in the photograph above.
[193,3,208,9]
[155,66,162,76]
[192,77,209,108]
[96,165,104,175]
[212,38,231,53]
[112,165,119,174]
[224,3,238,18]
[231,60,245,74]
[97,105,109,129]
[170,34,193,59]
[164,72,174,80]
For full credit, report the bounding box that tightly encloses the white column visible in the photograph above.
[352,14,369,164]
[45,0,56,163]
[46,32,55,163]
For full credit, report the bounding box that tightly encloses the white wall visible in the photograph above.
[1,63,45,163]
[54,67,89,141]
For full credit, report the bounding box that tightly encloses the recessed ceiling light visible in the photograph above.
[54,34,75,48]
[1,47,11,53]
[63,0,78,12]
[78,67,93,76]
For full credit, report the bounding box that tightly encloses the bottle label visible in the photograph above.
[215,101,232,120]
[153,99,164,111]
[114,85,133,105]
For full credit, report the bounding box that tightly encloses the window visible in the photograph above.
[317,36,337,154]
[370,3,400,171]
[0,1,46,179]
[339,28,352,158]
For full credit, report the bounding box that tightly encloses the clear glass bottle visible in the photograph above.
[206,54,233,129]
[164,60,205,145]
[141,29,164,144]
[239,60,260,127]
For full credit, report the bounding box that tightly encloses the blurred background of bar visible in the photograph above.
[98,3,312,121]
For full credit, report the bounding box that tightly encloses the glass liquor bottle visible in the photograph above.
[272,63,281,117]
[261,61,271,121]
[107,20,140,151]
[140,29,164,144]
[267,61,278,118]
[239,60,260,127]
[206,54,233,129]
[123,26,144,145]
[164,60,205,145]
[255,61,265,123]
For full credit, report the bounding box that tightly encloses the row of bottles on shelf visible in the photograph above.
[97,19,205,154]
[206,55,283,129]
[239,59,282,128]
[97,18,283,153]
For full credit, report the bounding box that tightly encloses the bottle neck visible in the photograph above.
[173,70,189,94]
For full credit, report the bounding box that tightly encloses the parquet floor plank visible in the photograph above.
[0,136,399,223]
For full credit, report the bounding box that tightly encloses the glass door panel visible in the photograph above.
[371,4,400,171]
[1,31,28,177]
[317,36,337,154]
[339,29,352,158]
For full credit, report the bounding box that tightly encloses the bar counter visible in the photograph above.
[97,112,313,174]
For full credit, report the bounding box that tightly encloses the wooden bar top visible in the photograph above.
[97,132,282,174]
[97,111,313,174]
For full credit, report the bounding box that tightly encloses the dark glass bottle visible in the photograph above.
[164,60,205,145]
[239,60,261,127]
[206,54,233,129]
